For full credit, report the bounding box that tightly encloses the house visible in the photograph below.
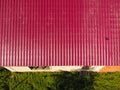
[0,0,120,72]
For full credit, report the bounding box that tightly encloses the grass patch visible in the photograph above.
[0,67,120,90]
[0,67,11,90]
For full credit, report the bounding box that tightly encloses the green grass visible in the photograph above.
[1,67,120,90]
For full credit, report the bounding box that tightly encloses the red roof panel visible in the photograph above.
[0,0,120,66]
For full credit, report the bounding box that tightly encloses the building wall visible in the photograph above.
[4,66,104,72]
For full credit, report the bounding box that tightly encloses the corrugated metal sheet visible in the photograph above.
[0,0,120,66]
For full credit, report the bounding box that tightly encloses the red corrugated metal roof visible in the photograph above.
[0,0,120,66]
